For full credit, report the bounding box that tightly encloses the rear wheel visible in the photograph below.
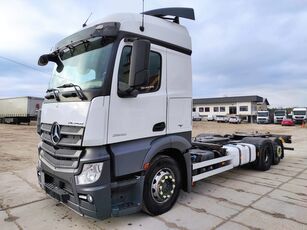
[256,141,273,171]
[272,140,283,165]
[142,155,181,216]
[241,137,274,171]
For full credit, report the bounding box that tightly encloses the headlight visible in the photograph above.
[75,162,103,185]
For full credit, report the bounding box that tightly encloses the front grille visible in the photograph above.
[40,123,85,169]
[40,142,83,169]
[40,123,84,147]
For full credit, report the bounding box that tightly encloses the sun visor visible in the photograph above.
[54,22,120,51]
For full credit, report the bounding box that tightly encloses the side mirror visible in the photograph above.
[129,39,151,88]
[38,53,64,73]
[38,55,49,66]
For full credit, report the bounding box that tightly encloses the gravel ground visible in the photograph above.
[0,121,306,230]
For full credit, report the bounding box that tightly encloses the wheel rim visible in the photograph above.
[276,145,282,158]
[264,146,270,163]
[151,168,176,203]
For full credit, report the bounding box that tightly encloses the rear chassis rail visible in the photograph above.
[190,132,293,183]
[193,132,292,145]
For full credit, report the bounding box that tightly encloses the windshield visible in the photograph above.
[293,111,306,115]
[258,112,268,117]
[275,111,286,116]
[49,38,113,90]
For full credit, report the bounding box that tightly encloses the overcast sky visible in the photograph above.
[0,0,306,107]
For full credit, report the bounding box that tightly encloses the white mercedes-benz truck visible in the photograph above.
[292,107,307,124]
[36,8,292,220]
[257,110,270,124]
[274,109,287,124]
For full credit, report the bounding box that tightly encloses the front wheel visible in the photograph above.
[142,155,181,216]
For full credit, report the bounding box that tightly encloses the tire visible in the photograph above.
[142,155,181,216]
[241,137,273,171]
[272,140,283,165]
[255,140,273,171]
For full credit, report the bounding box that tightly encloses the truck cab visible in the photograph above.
[292,107,307,124]
[274,109,286,124]
[257,111,270,124]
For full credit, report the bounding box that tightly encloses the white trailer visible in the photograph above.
[0,96,43,124]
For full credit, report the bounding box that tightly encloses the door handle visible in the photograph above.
[153,122,166,132]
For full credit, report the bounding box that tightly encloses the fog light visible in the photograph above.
[87,194,93,203]
[78,194,87,200]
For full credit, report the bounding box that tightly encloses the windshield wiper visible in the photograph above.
[57,83,87,100]
[45,88,60,101]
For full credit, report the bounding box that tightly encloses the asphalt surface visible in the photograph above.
[0,122,307,230]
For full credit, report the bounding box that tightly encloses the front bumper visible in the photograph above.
[274,119,283,124]
[293,118,305,123]
[37,145,112,219]
[257,120,269,124]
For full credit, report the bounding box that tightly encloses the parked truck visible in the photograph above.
[0,96,43,124]
[36,8,292,220]
[292,107,307,124]
[274,109,287,124]
[257,110,270,124]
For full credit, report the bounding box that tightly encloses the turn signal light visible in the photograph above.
[143,163,150,170]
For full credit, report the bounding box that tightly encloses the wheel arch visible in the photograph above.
[157,148,191,193]
[143,135,192,192]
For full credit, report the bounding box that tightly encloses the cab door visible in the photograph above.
[107,40,167,144]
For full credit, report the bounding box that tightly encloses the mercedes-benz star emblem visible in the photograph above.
[51,122,61,145]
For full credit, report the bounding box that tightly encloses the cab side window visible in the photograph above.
[118,46,161,94]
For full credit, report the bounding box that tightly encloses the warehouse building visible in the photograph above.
[193,95,269,123]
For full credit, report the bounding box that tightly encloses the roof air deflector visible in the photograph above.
[143,7,195,24]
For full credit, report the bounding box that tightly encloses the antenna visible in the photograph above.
[82,12,93,28]
[139,0,145,32]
